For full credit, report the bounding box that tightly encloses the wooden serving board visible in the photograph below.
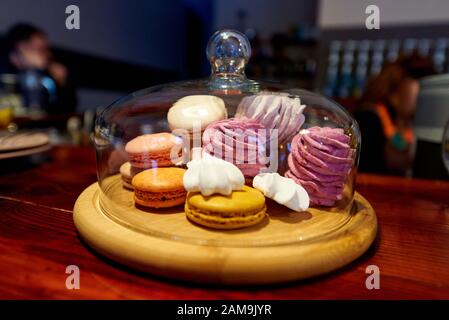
[73,178,377,285]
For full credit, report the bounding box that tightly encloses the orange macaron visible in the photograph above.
[132,167,187,208]
[125,132,182,168]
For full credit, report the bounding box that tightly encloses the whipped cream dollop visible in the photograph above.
[253,173,309,212]
[183,150,244,196]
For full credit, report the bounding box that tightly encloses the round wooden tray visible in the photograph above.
[73,181,377,285]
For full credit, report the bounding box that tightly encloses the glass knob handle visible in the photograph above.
[206,29,251,80]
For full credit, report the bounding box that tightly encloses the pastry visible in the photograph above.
[183,149,244,196]
[132,167,187,208]
[285,127,355,206]
[119,162,143,189]
[168,95,227,132]
[125,132,182,168]
[185,185,266,229]
[202,118,270,184]
[253,172,309,212]
[236,93,306,144]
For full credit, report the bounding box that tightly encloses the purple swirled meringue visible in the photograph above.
[285,127,355,206]
[235,93,306,144]
[202,118,270,183]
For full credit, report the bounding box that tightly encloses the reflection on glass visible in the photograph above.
[443,118,449,174]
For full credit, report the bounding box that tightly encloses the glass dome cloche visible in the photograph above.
[75,29,375,284]
[92,29,362,247]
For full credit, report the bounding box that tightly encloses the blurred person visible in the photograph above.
[1,23,77,114]
[355,54,435,175]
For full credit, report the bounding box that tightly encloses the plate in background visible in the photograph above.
[0,143,51,160]
[0,132,49,152]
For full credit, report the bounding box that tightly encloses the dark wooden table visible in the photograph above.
[0,146,448,299]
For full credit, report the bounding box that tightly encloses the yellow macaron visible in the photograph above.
[185,185,266,229]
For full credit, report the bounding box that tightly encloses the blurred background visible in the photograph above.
[1,0,449,179]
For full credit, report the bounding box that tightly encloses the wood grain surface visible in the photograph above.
[74,181,376,284]
[0,146,449,299]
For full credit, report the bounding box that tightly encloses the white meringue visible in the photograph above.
[253,173,309,212]
[236,93,306,144]
[168,95,227,131]
[183,152,244,196]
